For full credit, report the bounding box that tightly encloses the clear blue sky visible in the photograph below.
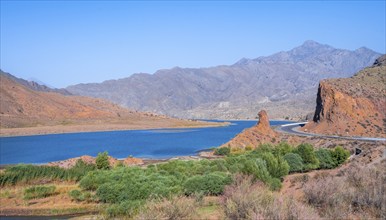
[1,1,385,88]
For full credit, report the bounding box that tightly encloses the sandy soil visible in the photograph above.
[0,120,228,137]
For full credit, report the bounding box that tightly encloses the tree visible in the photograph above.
[96,151,110,170]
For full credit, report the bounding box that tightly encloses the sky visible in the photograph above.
[1,1,385,88]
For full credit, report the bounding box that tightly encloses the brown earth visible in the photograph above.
[0,72,227,137]
[222,110,279,148]
[302,54,386,138]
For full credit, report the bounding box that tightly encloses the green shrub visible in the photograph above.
[294,144,319,170]
[104,200,143,218]
[269,178,282,191]
[331,146,350,165]
[315,148,336,169]
[214,147,231,156]
[183,172,231,195]
[283,153,304,172]
[273,142,294,156]
[24,185,56,200]
[69,189,84,201]
[96,151,110,170]
[259,152,289,178]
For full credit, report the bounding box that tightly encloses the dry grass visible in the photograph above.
[303,160,386,219]
[135,196,199,220]
[221,175,320,220]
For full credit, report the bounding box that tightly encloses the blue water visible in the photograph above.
[0,120,290,165]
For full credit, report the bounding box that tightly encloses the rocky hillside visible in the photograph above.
[0,72,218,130]
[66,41,380,119]
[302,55,386,138]
[222,110,279,148]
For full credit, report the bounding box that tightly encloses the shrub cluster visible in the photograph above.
[73,142,351,218]
[280,144,350,172]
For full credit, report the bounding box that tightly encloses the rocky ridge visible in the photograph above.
[303,54,386,138]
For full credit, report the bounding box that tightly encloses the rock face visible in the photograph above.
[303,55,386,138]
[222,110,278,149]
[66,41,380,119]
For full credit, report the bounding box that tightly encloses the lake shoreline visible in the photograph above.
[0,121,229,138]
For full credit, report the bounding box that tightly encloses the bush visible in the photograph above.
[104,200,143,218]
[24,185,56,200]
[184,172,231,196]
[315,148,336,169]
[96,151,110,170]
[283,153,304,172]
[331,146,350,165]
[259,152,289,179]
[273,142,294,156]
[214,147,231,156]
[294,143,319,170]
[69,189,83,201]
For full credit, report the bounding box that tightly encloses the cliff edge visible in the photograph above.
[302,55,386,138]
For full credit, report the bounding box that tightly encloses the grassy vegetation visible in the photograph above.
[0,160,96,186]
[1,142,353,218]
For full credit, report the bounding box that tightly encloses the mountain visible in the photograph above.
[66,41,381,119]
[0,70,72,95]
[302,54,386,138]
[0,72,220,132]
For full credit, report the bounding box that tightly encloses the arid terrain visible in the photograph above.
[303,54,386,138]
[0,72,226,137]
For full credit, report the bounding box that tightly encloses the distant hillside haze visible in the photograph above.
[66,41,381,119]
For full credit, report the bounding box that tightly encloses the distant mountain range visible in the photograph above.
[62,40,379,119]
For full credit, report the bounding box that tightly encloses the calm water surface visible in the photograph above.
[0,120,290,165]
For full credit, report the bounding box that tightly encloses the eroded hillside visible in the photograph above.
[303,55,386,138]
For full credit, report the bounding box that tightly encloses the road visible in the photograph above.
[276,123,386,142]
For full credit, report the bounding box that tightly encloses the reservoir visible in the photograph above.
[0,120,290,165]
